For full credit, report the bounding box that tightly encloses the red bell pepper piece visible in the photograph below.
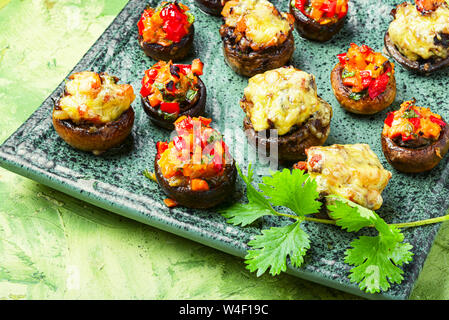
[140,83,152,97]
[156,141,169,158]
[409,117,421,130]
[337,53,348,66]
[359,70,372,89]
[173,136,186,151]
[160,102,180,114]
[368,70,390,99]
[295,0,307,12]
[175,116,193,132]
[324,0,337,18]
[384,112,395,127]
[430,115,446,127]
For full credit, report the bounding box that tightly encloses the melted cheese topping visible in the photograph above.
[222,0,292,47]
[306,144,392,210]
[55,72,135,124]
[388,2,449,60]
[242,66,320,135]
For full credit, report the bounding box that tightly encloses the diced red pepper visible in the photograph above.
[140,83,152,97]
[160,4,189,43]
[430,115,446,127]
[401,134,414,142]
[176,64,191,75]
[409,117,421,130]
[359,70,372,89]
[175,116,193,132]
[384,112,395,127]
[156,141,169,158]
[360,44,373,55]
[160,102,180,114]
[173,136,186,151]
[198,116,212,127]
[337,53,347,66]
[295,0,307,12]
[368,70,390,99]
[323,0,337,18]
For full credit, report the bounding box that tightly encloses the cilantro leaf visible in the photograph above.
[220,164,275,226]
[345,235,413,293]
[327,195,378,232]
[327,196,414,293]
[259,169,321,216]
[245,220,310,276]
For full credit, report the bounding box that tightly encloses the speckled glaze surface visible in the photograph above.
[0,0,448,300]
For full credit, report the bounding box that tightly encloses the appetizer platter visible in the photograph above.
[1,0,449,299]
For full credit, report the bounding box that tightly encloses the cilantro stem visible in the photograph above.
[392,213,449,229]
[302,212,449,228]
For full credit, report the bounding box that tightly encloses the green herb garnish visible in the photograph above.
[342,69,356,79]
[186,88,198,103]
[402,109,419,119]
[220,163,449,294]
[349,91,367,101]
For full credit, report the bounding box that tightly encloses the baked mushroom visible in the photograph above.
[241,66,333,161]
[331,43,396,115]
[384,1,449,74]
[140,59,206,130]
[154,116,236,209]
[289,0,348,42]
[293,144,392,210]
[219,0,295,77]
[381,99,449,173]
[52,71,136,155]
[137,1,195,61]
[194,0,228,16]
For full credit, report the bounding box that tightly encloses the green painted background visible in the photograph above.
[0,0,448,300]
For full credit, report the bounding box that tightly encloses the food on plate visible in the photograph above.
[381,99,449,173]
[241,66,333,161]
[137,1,195,61]
[194,0,228,16]
[293,144,392,210]
[330,43,396,115]
[154,116,236,208]
[140,59,206,130]
[384,1,449,74]
[52,71,135,155]
[219,0,295,77]
[289,0,349,42]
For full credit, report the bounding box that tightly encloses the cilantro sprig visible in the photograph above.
[220,164,449,294]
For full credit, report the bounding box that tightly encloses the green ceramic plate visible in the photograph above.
[1,0,448,299]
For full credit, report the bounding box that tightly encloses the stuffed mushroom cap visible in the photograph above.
[381,99,449,173]
[289,0,349,42]
[154,116,236,209]
[140,59,206,129]
[294,144,392,210]
[241,66,332,161]
[137,1,195,61]
[220,0,295,77]
[52,71,136,154]
[385,1,449,74]
[331,43,396,115]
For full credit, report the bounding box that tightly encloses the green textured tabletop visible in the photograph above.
[0,0,448,300]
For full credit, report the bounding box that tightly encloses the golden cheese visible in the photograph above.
[223,0,292,46]
[242,66,320,135]
[388,2,449,60]
[306,144,392,210]
[56,71,135,124]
